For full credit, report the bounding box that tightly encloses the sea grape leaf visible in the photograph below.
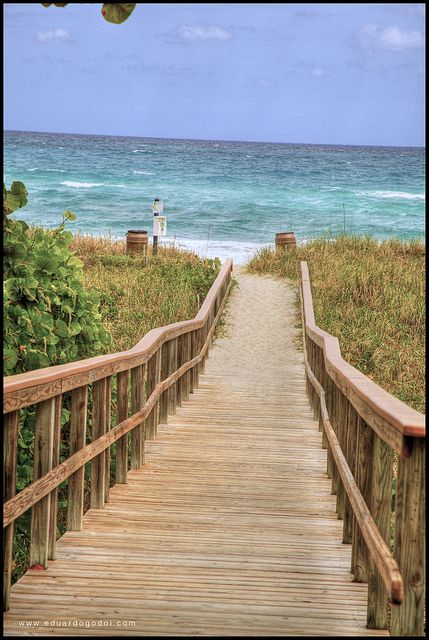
[102,3,136,24]
[54,319,70,338]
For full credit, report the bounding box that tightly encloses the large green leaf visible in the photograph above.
[102,3,136,24]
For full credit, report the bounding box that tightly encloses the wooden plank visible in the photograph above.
[30,398,56,568]
[48,394,62,560]
[351,417,374,583]
[159,343,169,424]
[391,438,425,636]
[3,410,19,611]
[90,379,107,509]
[130,365,145,469]
[145,353,157,440]
[67,386,88,530]
[167,338,178,416]
[115,371,129,484]
[104,377,112,503]
[367,434,393,629]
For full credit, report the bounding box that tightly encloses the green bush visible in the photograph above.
[4,182,112,582]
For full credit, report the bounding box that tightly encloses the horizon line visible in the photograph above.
[4,128,425,150]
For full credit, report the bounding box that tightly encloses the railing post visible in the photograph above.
[104,376,112,502]
[116,370,129,484]
[131,364,145,468]
[67,386,88,529]
[90,378,107,509]
[30,398,56,567]
[183,332,191,401]
[159,342,169,423]
[366,434,393,629]
[391,438,425,636]
[3,410,19,610]
[324,375,336,491]
[176,335,184,408]
[351,417,374,582]
[48,394,62,560]
[343,403,358,544]
[167,337,178,415]
[334,389,347,521]
[145,351,159,440]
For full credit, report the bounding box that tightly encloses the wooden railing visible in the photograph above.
[300,261,425,637]
[3,258,233,611]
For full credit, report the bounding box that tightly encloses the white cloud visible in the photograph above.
[37,28,71,44]
[177,25,233,41]
[358,24,423,52]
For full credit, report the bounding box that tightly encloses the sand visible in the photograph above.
[208,264,304,389]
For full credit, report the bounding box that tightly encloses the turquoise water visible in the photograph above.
[4,130,425,262]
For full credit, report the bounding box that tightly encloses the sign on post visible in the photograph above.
[153,215,167,237]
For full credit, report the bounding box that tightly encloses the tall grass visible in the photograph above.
[247,235,425,412]
[70,234,221,352]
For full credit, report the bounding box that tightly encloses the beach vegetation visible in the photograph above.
[246,235,425,413]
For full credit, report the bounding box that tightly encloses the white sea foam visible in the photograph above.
[161,237,271,263]
[28,168,38,171]
[61,181,104,188]
[132,149,149,153]
[371,191,425,200]
[355,190,425,201]
[133,170,155,175]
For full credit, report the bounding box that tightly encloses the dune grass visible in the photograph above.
[246,235,425,413]
[70,234,221,352]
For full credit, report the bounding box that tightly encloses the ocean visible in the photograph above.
[4,130,425,263]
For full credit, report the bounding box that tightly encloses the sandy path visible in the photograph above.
[208,265,305,390]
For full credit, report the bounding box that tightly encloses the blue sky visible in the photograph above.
[4,3,425,146]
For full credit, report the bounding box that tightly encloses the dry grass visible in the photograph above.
[247,235,425,413]
[70,234,221,353]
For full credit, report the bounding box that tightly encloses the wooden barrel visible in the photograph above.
[275,232,296,251]
[126,230,148,254]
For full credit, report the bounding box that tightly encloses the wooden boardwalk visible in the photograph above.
[4,269,388,636]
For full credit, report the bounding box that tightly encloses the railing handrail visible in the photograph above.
[3,259,233,413]
[300,261,425,445]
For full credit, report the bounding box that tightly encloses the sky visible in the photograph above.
[4,3,425,146]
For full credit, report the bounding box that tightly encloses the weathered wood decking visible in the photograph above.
[4,269,388,636]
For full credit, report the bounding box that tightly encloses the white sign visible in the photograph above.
[152,200,163,214]
[153,215,167,237]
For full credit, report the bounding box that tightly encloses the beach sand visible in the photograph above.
[208,264,304,389]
